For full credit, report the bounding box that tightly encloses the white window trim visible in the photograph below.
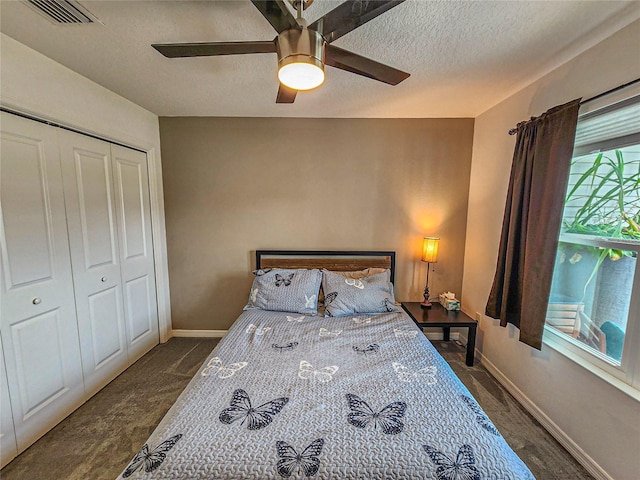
[559,232,640,251]
[544,326,640,401]
[579,82,640,115]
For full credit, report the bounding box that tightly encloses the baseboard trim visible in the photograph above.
[425,331,461,341]
[170,329,228,338]
[477,350,613,480]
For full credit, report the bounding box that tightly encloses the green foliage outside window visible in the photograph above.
[564,149,640,242]
[561,149,639,295]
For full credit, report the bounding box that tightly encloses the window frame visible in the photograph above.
[542,83,640,400]
[544,233,640,395]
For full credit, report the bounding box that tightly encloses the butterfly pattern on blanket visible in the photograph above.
[392,362,437,384]
[246,324,272,335]
[117,308,536,479]
[276,438,325,478]
[298,360,339,383]
[219,389,289,431]
[346,393,406,435]
[394,327,419,338]
[352,316,371,324]
[122,434,182,478]
[272,342,299,353]
[460,394,500,436]
[318,328,342,337]
[352,344,380,355]
[423,444,481,480]
[200,357,248,379]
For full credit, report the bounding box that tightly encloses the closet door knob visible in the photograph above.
[32,297,41,305]
[100,276,107,282]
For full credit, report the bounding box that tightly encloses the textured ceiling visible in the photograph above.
[1,0,638,117]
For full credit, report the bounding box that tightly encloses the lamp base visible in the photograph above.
[422,261,433,309]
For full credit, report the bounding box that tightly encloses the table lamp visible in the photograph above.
[421,237,440,308]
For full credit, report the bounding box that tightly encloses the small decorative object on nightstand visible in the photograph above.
[421,237,439,308]
[401,301,478,366]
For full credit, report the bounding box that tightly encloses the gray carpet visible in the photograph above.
[0,337,593,480]
[433,340,593,479]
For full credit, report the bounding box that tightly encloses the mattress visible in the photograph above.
[117,309,535,479]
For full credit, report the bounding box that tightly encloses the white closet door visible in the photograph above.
[0,334,17,467]
[58,131,129,396]
[0,113,84,450]
[111,145,159,362]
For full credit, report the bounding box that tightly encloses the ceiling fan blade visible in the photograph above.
[276,83,297,103]
[152,41,276,58]
[251,0,299,33]
[325,45,410,85]
[310,0,406,43]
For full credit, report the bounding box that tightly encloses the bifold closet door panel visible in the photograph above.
[111,145,159,362]
[0,335,18,468]
[0,113,85,451]
[58,131,129,396]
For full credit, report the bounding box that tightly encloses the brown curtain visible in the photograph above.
[485,98,581,349]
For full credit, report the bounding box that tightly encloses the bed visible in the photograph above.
[118,251,534,479]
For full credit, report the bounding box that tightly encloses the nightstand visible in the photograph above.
[401,302,478,366]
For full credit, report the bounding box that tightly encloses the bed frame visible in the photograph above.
[115,248,534,479]
[255,250,396,283]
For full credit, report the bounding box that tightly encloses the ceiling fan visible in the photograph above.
[152,0,410,104]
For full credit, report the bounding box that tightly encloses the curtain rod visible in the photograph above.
[508,77,640,135]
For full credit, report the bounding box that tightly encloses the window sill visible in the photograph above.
[559,232,640,250]
[543,326,640,402]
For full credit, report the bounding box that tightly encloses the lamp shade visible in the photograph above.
[422,237,440,263]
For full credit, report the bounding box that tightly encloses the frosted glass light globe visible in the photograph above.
[278,62,325,91]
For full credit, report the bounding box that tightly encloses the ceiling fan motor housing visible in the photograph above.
[276,27,325,77]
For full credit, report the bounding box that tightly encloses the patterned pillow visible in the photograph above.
[321,269,399,317]
[244,268,322,315]
[318,268,390,307]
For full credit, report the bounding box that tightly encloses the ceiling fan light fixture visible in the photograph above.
[277,27,325,91]
[278,57,324,90]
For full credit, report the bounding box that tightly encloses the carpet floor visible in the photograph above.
[0,337,593,480]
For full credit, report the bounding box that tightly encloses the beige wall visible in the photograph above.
[462,20,640,480]
[160,117,474,330]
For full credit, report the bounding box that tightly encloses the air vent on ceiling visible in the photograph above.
[22,0,102,24]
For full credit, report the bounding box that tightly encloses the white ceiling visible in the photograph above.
[1,0,638,118]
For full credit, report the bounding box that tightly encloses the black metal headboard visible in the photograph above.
[255,250,396,283]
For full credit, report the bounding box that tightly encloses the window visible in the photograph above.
[545,84,640,394]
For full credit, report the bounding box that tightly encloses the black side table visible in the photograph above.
[401,302,478,366]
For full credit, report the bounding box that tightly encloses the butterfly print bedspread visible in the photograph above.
[117,309,534,479]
